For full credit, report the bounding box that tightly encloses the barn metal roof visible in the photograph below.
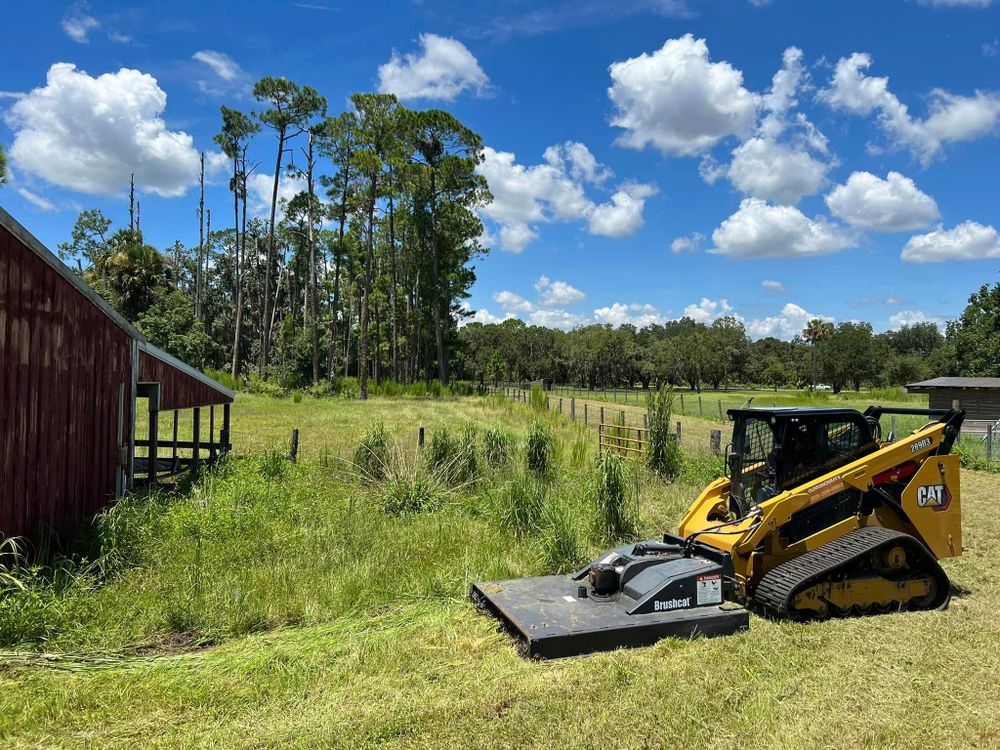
[1,206,233,401]
[906,377,1000,391]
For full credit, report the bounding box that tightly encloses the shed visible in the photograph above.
[905,377,1000,433]
[1,206,234,544]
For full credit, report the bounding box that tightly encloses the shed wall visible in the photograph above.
[138,350,231,410]
[0,222,133,542]
[928,389,1000,421]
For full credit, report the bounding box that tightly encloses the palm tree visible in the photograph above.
[803,318,833,344]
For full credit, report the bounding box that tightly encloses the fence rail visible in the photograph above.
[598,423,649,456]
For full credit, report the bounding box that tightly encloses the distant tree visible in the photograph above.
[252,77,326,373]
[803,318,833,344]
[884,322,945,357]
[761,357,786,391]
[950,282,1000,376]
[58,209,113,271]
[0,143,7,185]
[86,229,169,320]
[137,289,215,368]
[819,322,876,392]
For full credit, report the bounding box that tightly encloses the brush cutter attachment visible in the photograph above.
[471,537,749,659]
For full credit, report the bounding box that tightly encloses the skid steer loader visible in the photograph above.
[471,406,965,659]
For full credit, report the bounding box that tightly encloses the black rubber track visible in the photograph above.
[751,525,951,619]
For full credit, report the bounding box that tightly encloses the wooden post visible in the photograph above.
[418,425,425,449]
[192,407,201,474]
[988,424,994,461]
[559,397,563,414]
[600,406,605,424]
[584,403,588,426]
[571,398,576,420]
[680,394,685,414]
[711,429,722,455]
[620,409,625,425]
[644,414,648,429]
[209,405,217,461]
[222,403,231,453]
[718,400,723,420]
[148,387,160,482]
[171,410,179,466]
[289,428,299,463]
[676,421,682,443]
[698,396,703,417]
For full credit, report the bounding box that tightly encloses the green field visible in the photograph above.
[2,393,999,749]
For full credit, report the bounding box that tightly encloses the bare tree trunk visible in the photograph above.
[306,133,320,384]
[388,186,399,382]
[196,155,204,320]
[428,170,448,384]
[261,131,286,373]
[358,174,376,400]
[230,153,243,380]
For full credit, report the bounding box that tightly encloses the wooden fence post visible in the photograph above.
[559,398,563,414]
[676,421,682,443]
[209,405,217,461]
[680,394,685,414]
[600,406,605,424]
[698,396,703,417]
[192,407,201,474]
[222,403,231,453]
[288,428,299,463]
[711,429,721,455]
[571,398,575,419]
[718,400,723,420]
[584,403,588,426]
[643,414,648,429]
[620,409,625,425]
[418,425,425,449]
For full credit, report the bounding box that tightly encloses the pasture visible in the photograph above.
[1,393,998,749]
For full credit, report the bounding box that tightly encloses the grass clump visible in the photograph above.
[455,424,480,483]
[379,460,448,515]
[592,450,638,544]
[426,428,459,484]
[646,385,681,479]
[525,421,555,477]
[353,422,392,480]
[529,384,548,412]
[483,424,516,468]
[494,473,547,537]
[539,495,584,573]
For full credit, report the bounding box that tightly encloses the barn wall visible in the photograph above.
[0,222,133,542]
[138,350,232,410]
[928,390,1000,421]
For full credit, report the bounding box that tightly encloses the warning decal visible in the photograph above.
[696,574,723,605]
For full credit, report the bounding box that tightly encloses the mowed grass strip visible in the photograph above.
[1,395,998,749]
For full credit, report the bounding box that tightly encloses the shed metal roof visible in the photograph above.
[1,205,233,402]
[906,377,1000,391]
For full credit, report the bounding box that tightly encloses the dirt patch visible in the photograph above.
[133,631,218,656]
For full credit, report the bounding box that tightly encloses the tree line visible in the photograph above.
[457,294,999,392]
[53,80,490,398]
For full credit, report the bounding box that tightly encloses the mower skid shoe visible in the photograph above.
[471,575,749,660]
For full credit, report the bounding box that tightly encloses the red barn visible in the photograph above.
[0,206,234,545]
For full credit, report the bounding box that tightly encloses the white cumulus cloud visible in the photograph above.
[728,137,829,204]
[901,221,1000,262]
[825,171,939,232]
[377,33,491,101]
[493,290,535,314]
[6,63,203,198]
[762,279,786,293]
[745,303,830,340]
[248,172,307,218]
[671,232,705,254]
[588,181,658,237]
[593,303,667,328]
[535,276,586,305]
[820,52,1000,164]
[62,5,99,43]
[193,50,242,81]
[17,188,56,212]
[608,34,759,156]
[888,310,949,331]
[683,298,735,324]
[711,198,856,259]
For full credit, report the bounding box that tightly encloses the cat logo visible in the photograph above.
[917,484,952,512]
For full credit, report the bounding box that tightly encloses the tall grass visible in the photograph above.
[492,473,547,537]
[646,385,681,479]
[483,425,516,468]
[529,384,548,412]
[353,421,392,479]
[592,450,638,544]
[525,421,555,477]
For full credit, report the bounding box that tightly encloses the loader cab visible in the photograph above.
[725,408,877,517]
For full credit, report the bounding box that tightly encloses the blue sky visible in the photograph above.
[2,0,1000,339]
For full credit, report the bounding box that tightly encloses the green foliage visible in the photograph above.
[455,424,479,483]
[379,463,447,515]
[137,289,215,368]
[529,384,548,412]
[483,425,516,468]
[493,473,547,537]
[0,536,26,591]
[950,281,1000,376]
[204,368,240,392]
[0,143,7,186]
[247,373,286,397]
[592,451,637,544]
[646,386,681,479]
[354,422,393,480]
[525,421,555,477]
[539,495,584,573]
[426,428,459,483]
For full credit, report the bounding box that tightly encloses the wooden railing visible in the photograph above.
[598,423,648,457]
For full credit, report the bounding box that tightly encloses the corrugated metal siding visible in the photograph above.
[0,222,133,542]
[929,390,1000,421]
[138,350,233,410]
